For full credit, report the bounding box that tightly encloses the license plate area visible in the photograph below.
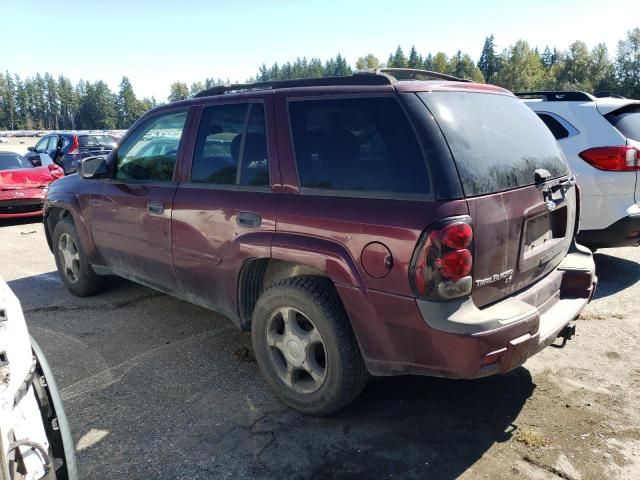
[525,206,567,250]
[519,204,568,272]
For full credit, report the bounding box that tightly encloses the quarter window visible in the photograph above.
[537,113,570,140]
[191,103,270,187]
[288,97,430,195]
[115,110,187,182]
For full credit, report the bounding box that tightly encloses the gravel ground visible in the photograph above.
[0,216,638,480]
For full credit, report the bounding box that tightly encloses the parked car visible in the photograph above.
[24,132,116,175]
[518,91,640,249]
[0,151,64,219]
[0,277,77,479]
[0,137,8,144]
[43,70,597,415]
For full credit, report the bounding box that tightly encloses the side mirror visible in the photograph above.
[80,156,109,179]
[27,146,35,152]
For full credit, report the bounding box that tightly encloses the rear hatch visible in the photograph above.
[418,91,576,307]
[78,134,116,158]
[597,99,640,201]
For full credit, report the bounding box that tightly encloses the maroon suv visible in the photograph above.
[43,69,597,415]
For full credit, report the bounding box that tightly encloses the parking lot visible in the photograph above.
[0,211,638,479]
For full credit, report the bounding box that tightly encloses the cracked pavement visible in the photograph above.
[1,217,639,479]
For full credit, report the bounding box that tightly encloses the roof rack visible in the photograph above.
[194,68,469,98]
[514,91,596,102]
[373,68,469,82]
[194,73,394,98]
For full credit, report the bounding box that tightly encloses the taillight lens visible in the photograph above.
[68,135,80,155]
[579,146,639,171]
[410,216,474,301]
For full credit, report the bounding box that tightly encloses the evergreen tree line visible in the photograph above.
[1,28,639,131]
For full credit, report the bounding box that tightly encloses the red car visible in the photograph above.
[0,151,64,219]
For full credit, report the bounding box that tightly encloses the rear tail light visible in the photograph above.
[410,217,474,301]
[68,135,80,155]
[579,146,639,171]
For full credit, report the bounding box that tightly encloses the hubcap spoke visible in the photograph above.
[265,306,328,394]
[58,233,80,283]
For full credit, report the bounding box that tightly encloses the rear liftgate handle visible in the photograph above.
[236,211,262,228]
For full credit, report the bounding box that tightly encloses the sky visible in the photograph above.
[2,0,639,101]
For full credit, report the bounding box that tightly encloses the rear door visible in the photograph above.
[90,108,189,290]
[171,97,279,318]
[418,91,576,307]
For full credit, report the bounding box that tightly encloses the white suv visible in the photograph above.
[519,91,640,249]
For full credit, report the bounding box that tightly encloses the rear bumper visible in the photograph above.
[577,213,640,248]
[341,243,597,379]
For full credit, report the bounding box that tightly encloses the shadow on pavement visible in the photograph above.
[276,369,535,480]
[593,251,640,299]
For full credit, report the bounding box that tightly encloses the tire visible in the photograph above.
[251,276,369,416]
[52,218,104,297]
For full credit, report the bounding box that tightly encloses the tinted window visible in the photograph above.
[0,153,32,170]
[79,135,116,148]
[116,110,187,181]
[289,97,430,195]
[537,113,569,140]
[34,137,49,152]
[606,105,640,142]
[191,103,269,187]
[419,92,569,196]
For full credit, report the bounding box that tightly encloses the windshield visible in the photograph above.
[0,153,32,170]
[418,92,570,196]
[79,135,117,148]
[605,104,640,142]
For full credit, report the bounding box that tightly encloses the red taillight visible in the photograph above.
[441,222,473,249]
[410,217,474,300]
[68,135,80,155]
[439,249,473,279]
[579,146,639,171]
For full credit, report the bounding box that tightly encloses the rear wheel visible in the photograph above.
[53,218,104,297]
[251,277,369,416]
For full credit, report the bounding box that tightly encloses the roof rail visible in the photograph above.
[373,68,470,82]
[514,91,596,102]
[194,73,395,98]
[594,91,626,99]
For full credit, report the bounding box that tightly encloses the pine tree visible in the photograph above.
[478,34,501,82]
[408,46,422,69]
[392,46,408,68]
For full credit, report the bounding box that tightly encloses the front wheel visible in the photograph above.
[251,277,369,416]
[52,218,104,297]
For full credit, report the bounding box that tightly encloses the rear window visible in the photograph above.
[0,153,32,170]
[418,92,569,197]
[605,104,640,142]
[79,135,116,148]
[289,96,430,196]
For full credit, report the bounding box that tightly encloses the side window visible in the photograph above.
[191,103,269,187]
[34,136,49,152]
[115,110,187,182]
[288,97,430,195]
[537,113,570,140]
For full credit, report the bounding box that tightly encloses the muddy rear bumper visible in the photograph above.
[342,243,597,379]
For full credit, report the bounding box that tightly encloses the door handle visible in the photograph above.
[147,201,164,215]
[236,211,262,228]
